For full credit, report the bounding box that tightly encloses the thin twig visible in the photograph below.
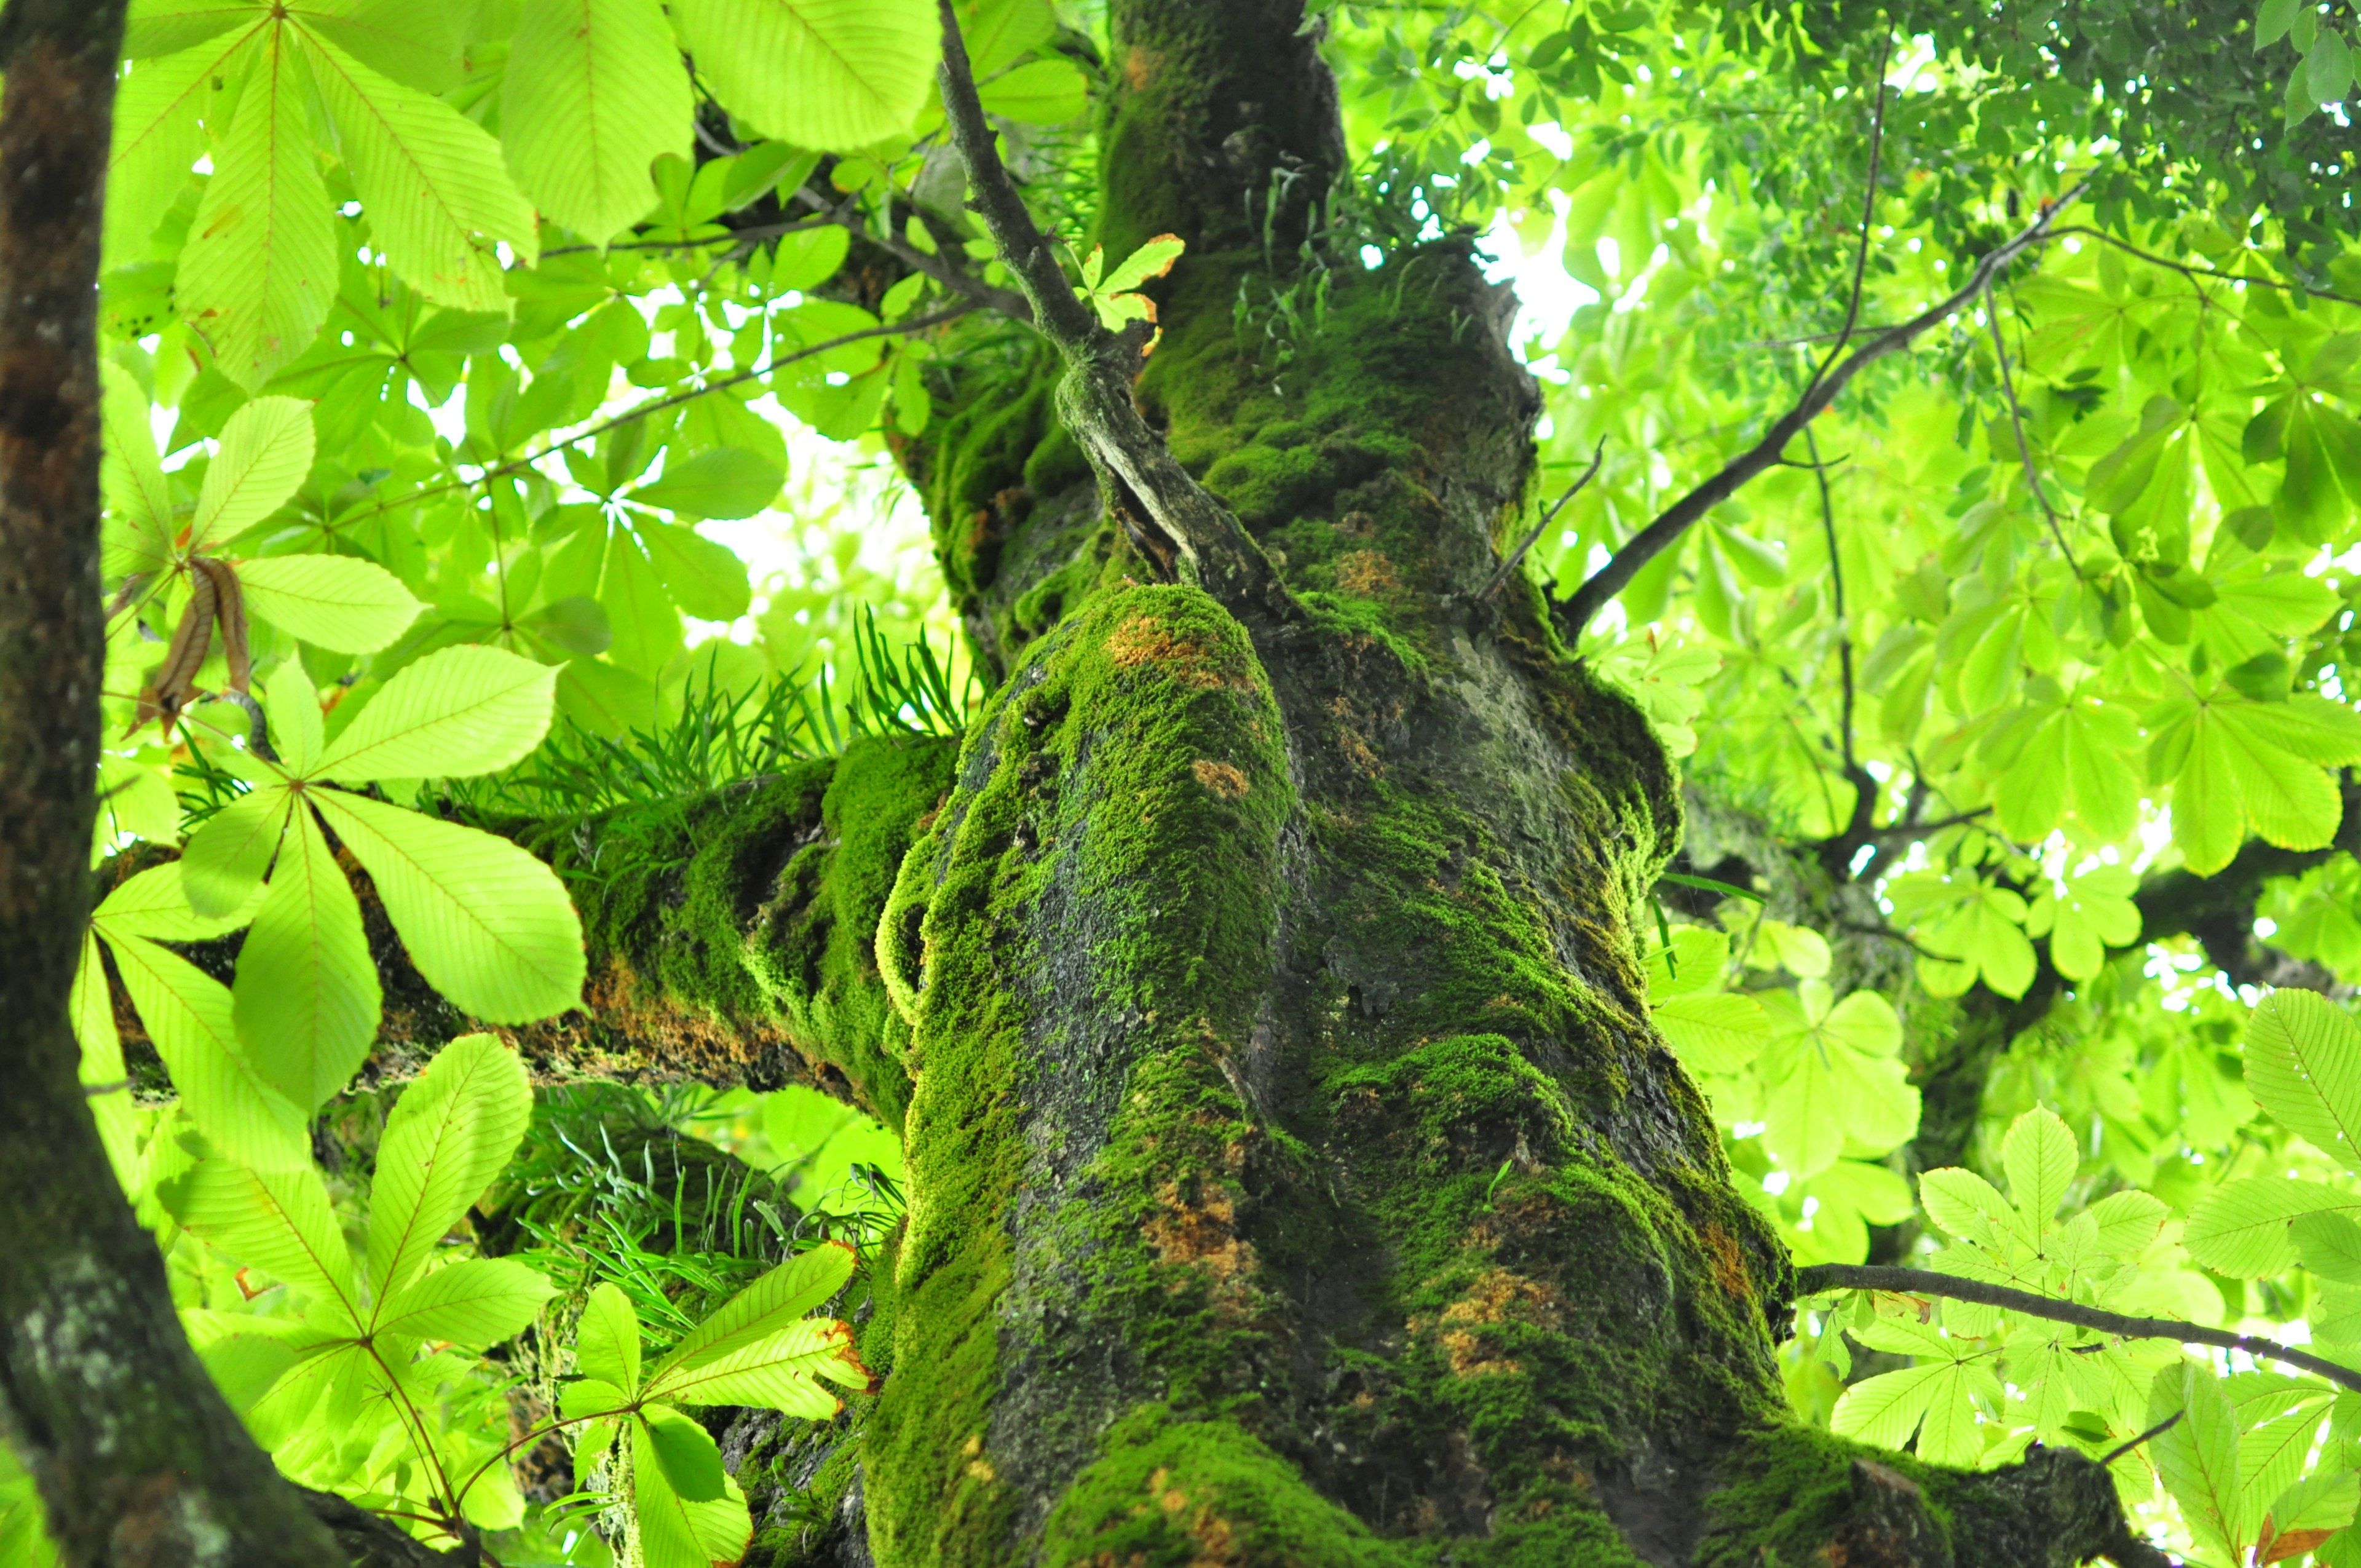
[1803,38,1893,398]
[1795,1262,2361,1395]
[540,216,834,259]
[320,306,975,536]
[2098,1412,2182,1468]
[1860,807,1990,842]
[1481,439,1604,601]
[1556,180,2090,640]
[2043,224,2361,310]
[1807,426,1859,777]
[1983,277,2078,572]
[788,184,1034,321]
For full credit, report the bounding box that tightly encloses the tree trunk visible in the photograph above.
[0,5,348,1562]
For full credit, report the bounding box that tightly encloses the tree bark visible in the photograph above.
[0,6,346,1563]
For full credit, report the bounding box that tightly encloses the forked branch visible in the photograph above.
[933,0,1295,625]
[1555,183,2088,641]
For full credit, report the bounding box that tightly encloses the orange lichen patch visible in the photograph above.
[1334,548,1401,595]
[1105,612,1240,691]
[1124,44,1158,90]
[1191,759,1249,801]
[1429,1267,1566,1377]
[1144,1177,1260,1321]
[1701,1220,1751,1297]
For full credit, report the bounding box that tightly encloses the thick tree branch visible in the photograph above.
[1556,183,2087,640]
[0,3,346,1562]
[934,0,1296,627]
[1797,1264,2361,1395]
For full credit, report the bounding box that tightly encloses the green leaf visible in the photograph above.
[2259,0,2300,47]
[2023,865,2141,981]
[2309,28,2355,102]
[308,790,585,1021]
[1651,991,1771,1073]
[2185,1178,2361,1276]
[2151,1361,2248,1564]
[2245,988,2361,1171]
[645,1242,857,1387]
[364,1032,533,1297]
[370,1257,555,1345]
[1755,983,1917,1178]
[638,520,754,620]
[639,1405,726,1501]
[977,57,1089,123]
[2002,1106,2078,1233]
[95,861,261,943]
[188,396,317,553]
[232,798,379,1111]
[98,362,175,576]
[575,1281,643,1395]
[632,447,784,521]
[1829,1360,1950,1449]
[947,0,1053,76]
[178,30,338,388]
[234,555,423,652]
[314,643,556,781]
[108,933,311,1171]
[297,30,539,312]
[631,1317,866,1417]
[599,525,684,675]
[107,29,253,259]
[159,1158,361,1326]
[1994,696,2140,842]
[671,0,938,150]
[1920,1166,2027,1253]
[631,1422,752,1568]
[266,655,326,774]
[2292,1211,2361,1285]
[178,782,293,918]
[502,0,692,245]
[2086,1189,2170,1257]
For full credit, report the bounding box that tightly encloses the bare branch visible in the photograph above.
[1803,39,1893,398]
[1796,1262,2361,1395]
[2043,224,2361,310]
[1556,181,2090,641]
[1481,440,1604,601]
[1806,424,1879,872]
[1983,277,2079,572]
[933,0,1294,625]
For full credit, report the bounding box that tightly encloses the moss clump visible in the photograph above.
[1042,1407,1410,1568]
[528,736,954,1119]
[864,583,1294,1567]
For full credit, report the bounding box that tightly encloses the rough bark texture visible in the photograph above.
[0,6,343,1563]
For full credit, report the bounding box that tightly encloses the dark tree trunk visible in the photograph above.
[0,5,347,1563]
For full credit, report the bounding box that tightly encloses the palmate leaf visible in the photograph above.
[108,25,251,264]
[235,555,422,652]
[1993,694,2140,842]
[2024,865,2141,982]
[232,796,379,1111]
[124,0,266,60]
[160,1158,362,1326]
[314,643,556,781]
[671,0,937,149]
[2160,692,2361,875]
[178,26,339,389]
[309,789,585,1021]
[297,29,538,312]
[2244,989,2361,1171]
[1754,982,1916,1178]
[2151,1361,2250,1566]
[502,0,692,245]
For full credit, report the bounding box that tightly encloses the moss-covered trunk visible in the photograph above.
[735,5,2138,1564]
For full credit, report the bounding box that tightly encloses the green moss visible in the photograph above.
[1042,1407,1410,1567]
[531,737,955,1121]
[865,584,1295,1567]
